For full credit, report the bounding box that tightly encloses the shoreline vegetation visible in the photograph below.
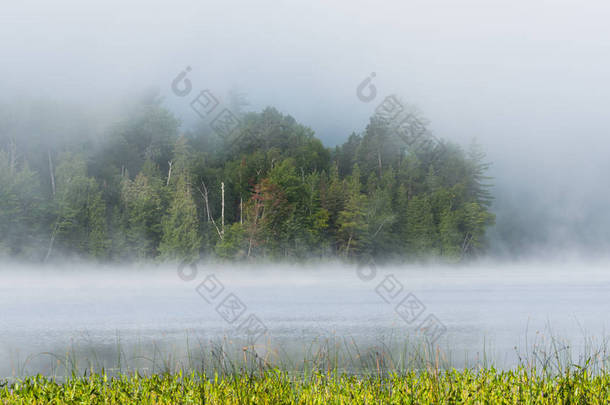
[0,95,494,263]
[3,333,608,403]
[2,368,608,403]
[7,329,610,378]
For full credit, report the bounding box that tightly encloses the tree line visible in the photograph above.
[0,93,495,262]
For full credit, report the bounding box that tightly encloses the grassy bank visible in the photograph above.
[2,368,609,404]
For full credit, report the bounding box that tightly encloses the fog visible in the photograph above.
[3,0,610,255]
[1,0,610,377]
[2,261,609,377]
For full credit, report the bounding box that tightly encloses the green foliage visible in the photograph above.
[214,223,247,259]
[120,168,164,258]
[405,194,439,256]
[0,148,45,257]
[0,100,495,262]
[51,153,109,258]
[336,164,368,257]
[158,174,201,261]
[2,368,608,404]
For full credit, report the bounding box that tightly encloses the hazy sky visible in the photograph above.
[2,0,610,255]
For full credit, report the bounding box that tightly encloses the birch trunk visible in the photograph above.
[221,182,225,237]
[48,149,56,196]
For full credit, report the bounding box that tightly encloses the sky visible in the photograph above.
[1,0,610,256]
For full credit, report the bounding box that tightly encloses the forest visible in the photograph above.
[0,93,495,262]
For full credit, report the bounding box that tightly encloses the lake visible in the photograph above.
[1,259,608,377]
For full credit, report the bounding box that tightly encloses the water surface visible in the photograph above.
[1,260,608,377]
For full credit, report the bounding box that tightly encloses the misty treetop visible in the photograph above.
[0,94,494,262]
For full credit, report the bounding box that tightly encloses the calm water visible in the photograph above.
[1,260,608,377]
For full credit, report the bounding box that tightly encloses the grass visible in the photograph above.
[10,325,610,378]
[2,333,610,404]
[1,368,609,404]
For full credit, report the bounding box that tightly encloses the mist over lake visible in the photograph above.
[2,259,608,377]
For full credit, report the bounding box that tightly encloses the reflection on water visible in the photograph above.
[1,260,609,377]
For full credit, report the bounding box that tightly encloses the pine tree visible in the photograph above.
[159,174,201,261]
[50,153,108,259]
[337,164,368,257]
[86,190,109,258]
[322,163,345,235]
[466,139,494,207]
[0,148,44,257]
[405,194,439,256]
[460,202,495,257]
[439,208,462,260]
[121,165,164,259]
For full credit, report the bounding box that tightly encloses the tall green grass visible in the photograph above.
[7,330,610,380]
[2,331,609,403]
[2,368,609,404]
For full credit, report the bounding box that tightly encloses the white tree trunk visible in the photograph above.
[196,180,223,240]
[221,182,225,237]
[166,161,173,186]
[48,149,56,196]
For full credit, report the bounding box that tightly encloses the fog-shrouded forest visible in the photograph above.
[0,93,495,262]
[3,1,610,263]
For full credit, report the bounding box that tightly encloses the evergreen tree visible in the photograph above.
[158,173,201,261]
[466,139,494,207]
[51,153,108,258]
[0,148,45,257]
[404,194,438,256]
[121,162,164,259]
[439,208,462,260]
[337,164,368,257]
